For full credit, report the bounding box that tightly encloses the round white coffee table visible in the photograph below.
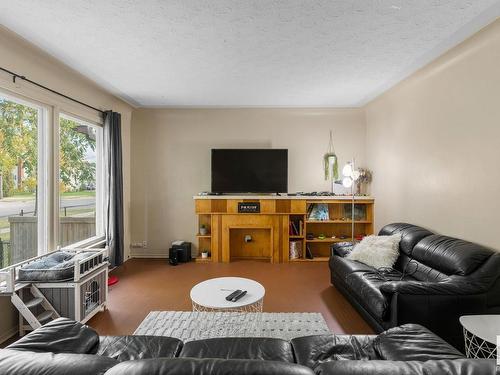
[460,315,500,359]
[190,277,265,312]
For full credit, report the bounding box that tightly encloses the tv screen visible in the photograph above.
[211,149,288,193]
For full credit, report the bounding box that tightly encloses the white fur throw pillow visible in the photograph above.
[347,234,401,269]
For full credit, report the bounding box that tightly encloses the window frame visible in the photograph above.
[56,112,105,249]
[0,83,106,258]
[0,89,51,255]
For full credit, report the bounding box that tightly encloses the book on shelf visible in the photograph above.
[289,240,303,259]
[306,203,314,218]
[307,203,330,221]
[289,219,303,236]
[305,244,313,259]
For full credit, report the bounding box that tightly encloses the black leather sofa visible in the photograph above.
[330,223,500,351]
[0,318,497,374]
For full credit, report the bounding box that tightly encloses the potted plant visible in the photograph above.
[199,224,209,236]
[201,250,209,259]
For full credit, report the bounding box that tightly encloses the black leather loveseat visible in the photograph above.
[330,223,500,351]
[0,318,496,374]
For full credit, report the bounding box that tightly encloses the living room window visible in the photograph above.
[0,88,106,268]
[57,114,104,248]
[0,92,48,267]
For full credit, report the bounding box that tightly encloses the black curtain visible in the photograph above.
[104,111,124,267]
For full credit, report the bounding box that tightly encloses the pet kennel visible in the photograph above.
[0,248,108,336]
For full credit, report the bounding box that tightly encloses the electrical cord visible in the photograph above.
[363,258,419,282]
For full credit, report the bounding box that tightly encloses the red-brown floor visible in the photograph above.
[87,258,373,336]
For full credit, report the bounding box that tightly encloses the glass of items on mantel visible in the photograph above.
[306,203,367,222]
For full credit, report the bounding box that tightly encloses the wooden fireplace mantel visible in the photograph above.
[194,195,374,263]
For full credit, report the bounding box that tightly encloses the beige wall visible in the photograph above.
[365,20,500,250]
[130,108,366,257]
[0,26,133,341]
[2,11,499,343]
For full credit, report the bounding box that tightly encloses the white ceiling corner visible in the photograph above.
[0,0,499,107]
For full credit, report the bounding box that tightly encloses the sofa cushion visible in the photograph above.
[97,335,183,362]
[378,223,434,256]
[344,272,390,320]
[291,334,378,368]
[104,358,315,375]
[18,250,97,282]
[412,235,493,276]
[314,359,496,375]
[373,324,464,361]
[180,337,294,362]
[6,317,99,354]
[329,256,376,279]
[0,349,117,375]
[397,255,449,282]
[347,234,401,269]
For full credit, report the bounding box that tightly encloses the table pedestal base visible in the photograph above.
[192,298,263,313]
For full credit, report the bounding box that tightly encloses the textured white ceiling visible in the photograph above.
[1,1,499,107]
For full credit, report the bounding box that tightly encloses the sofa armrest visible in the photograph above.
[387,291,487,351]
[0,349,118,375]
[330,242,354,258]
[373,324,463,361]
[380,280,484,296]
[6,317,99,354]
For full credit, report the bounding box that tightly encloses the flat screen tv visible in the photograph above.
[211,149,288,193]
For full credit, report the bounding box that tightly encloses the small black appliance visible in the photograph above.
[169,241,192,266]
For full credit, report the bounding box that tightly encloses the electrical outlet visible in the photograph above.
[142,240,147,248]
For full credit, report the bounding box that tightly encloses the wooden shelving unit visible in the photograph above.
[306,220,371,224]
[194,196,374,263]
[196,213,213,262]
[305,238,352,243]
[290,257,330,262]
[297,200,374,261]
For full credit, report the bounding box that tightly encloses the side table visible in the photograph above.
[460,315,500,359]
[190,277,265,312]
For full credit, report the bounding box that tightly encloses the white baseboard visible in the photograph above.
[0,325,17,344]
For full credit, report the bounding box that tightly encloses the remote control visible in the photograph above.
[225,290,243,301]
[231,290,247,302]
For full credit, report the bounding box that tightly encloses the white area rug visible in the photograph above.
[134,311,331,342]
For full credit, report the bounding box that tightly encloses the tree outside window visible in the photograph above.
[0,96,102,267]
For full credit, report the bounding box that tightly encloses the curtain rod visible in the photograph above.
[0,66,105,115]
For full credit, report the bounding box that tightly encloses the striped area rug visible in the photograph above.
[134,311,330,342]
